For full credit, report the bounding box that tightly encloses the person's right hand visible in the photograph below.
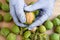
[9,0,27,27]
[24,0,55,30]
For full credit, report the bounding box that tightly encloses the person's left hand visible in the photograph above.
[24,0,55,30]
[9,0,27,27]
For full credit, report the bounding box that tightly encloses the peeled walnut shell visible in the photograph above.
[26,12,35,24]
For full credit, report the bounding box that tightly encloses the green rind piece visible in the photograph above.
[1,4,9,12]
[52,18,60,26]
[7,33,16,40]
[11,25,20,34]
[0,27,10,37]
[44,20,53,30]
[24,31,31,38]
[55,26,60,34]
[0,14,3,22]
[4,13,12,22]
[50,33,59,40]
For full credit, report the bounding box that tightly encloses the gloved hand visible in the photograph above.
[24,0,55,30]
[9,0,27,27]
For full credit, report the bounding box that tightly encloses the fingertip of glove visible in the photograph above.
[24,5,34,11]
[20,19,26,23]
[28,27,34,30]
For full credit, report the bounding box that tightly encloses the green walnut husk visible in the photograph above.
[1,4,9,12]
[44,20,53,30]
[39,25,46,33]
[55,26,60,34]
[24,38,30,40]
[52,18,60,26]
[11,25,20,34]
[33,33,38,40]
[0,2,2,9]
[7,33,16,40]
[6,0,9,4]
[0,27,10,37]
[20,27,28,35]
[39,34,49,40]
[30,33,38,40]
[57,15,60,19]
[23,38,30,40]
[24,31,31,38]
[4,13,12,22]
[20,27,24,35]
[0,14,3,22]
[39,34,43,40]
[59,34,60,40]
[50,33,59,40]
[42,34,49,40]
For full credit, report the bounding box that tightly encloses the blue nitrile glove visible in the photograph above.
[9,0,27,27]
[24,0,55,30]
